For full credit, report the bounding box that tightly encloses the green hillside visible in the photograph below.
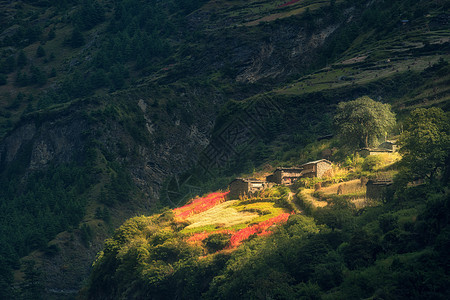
[0,0,449,298]
[85,131,450,299]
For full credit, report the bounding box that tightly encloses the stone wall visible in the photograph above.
[366,180,392,200]
[273,169,283,184]
[316,161,332,178]
[229,180,249,199]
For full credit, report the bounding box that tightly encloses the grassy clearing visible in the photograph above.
[232,201,286,224]
[183,200,259,230]
[180,198,288,235]
[372,153,402,170]
[300,188,328,208]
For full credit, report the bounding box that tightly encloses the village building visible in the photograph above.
[266,167,304,185]
[300,159,332,179]
[366,179,393,201]
[378,140,398,152]
[357,147,393,157]
[228,178,273,200]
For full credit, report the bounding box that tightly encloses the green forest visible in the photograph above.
[0,0,449,299]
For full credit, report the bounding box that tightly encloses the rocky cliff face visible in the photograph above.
[1,119,88,172]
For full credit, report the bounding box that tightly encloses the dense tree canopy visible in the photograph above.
[398,107,450,184]
[334,96,396,148]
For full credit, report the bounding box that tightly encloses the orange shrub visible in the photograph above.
[228,213,291,248]
[174,192,229,219]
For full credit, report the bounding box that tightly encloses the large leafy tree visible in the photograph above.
[334,96,396,148]
[398,107,450,184]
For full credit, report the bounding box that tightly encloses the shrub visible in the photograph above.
[378,213,398,233]
[36,45,46,58]
[362,155,382,171]
[80,224,93,247]
[313,207,354,231]
[275,195,293,210]
[295,190,315,215]
[298,177,322,189]
[69,28,84,48]
[203,233,231,253]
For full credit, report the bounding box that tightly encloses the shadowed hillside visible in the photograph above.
[0,0,448,298]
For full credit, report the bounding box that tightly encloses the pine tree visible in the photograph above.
[20,261,44,300]
[69,28,84,48]
[17,51,28,68]
[36,45,46,58]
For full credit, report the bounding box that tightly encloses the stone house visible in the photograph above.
[357,148,393,157]
[378,140,398,152]
[366,179,393,200]
[228,178,273,200]
[266,167,304,185]
[300,159,332,178]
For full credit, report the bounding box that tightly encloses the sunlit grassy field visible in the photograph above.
[177,190,290,236]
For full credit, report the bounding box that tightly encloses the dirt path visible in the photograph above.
[287,191,303,213]
[300,189,328,208]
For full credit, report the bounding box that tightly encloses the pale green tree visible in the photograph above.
[334,96,396,148]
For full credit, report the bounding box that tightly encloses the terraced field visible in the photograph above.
[173,188,292,251]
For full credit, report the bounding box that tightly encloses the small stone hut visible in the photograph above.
[267,167,304,185]
[366,179,393,201]
[300,159,332,178]
[357,148,393,157]
[228,178,272,200]
[378,140,398,152]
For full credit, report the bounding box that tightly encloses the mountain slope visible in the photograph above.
[0,0,448,298]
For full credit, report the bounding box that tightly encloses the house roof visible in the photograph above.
[379,140,397,145]
[367,179,393,186]
[275,167,303,172]
[230,178,266,184]
[359,148,393,153]
[301,159,332,166]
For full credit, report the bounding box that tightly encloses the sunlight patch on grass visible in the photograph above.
[180,199,289,234]
[301,189,328,208]
[373,152,402,171]
[183,200,259,230]
[319,179,365,195]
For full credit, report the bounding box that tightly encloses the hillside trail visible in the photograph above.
[287,187,303,213]
[299,188,328,208]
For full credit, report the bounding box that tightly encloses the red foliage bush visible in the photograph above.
[174,192,229,219]
[186,213,292,247]
[180,193,292,251]
[228,213,291,248]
